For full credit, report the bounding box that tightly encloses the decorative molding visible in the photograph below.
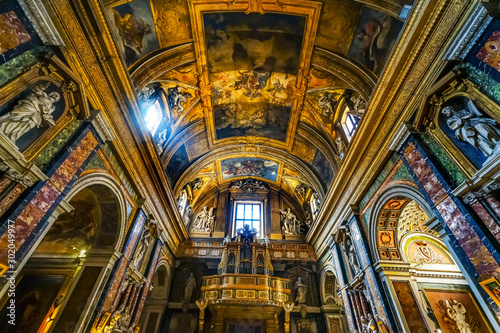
[443,2,491,60]
[18,0,65,45]
[91,111,116,142]
[387,122,411,152]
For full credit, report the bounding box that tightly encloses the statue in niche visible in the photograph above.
[345,237,361,276]
[191,205,215,232]
[318,92,337,117]
[280,208,302,235]
[346,94,367,118]
[445,299,472,333]
[0,82,61,142]
[297,306,311,332]
[138,82,164,109]
[335,137,347,158]
[131,225,151,269]
[183,205,192,226]
[312,192,322,214]
[155,128,168,155]
[191,205,207,231]
[294,277,307,304]
[360,313,379,333]
[442,100,500,159]
[183,273,197,302]
[167,86,192,113]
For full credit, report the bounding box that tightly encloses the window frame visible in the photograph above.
[232,200,264,237]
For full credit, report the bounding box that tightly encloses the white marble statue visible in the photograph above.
[183,273,196,302]
[0,82,61,142]
[280,208,301,235]
[442,100,500,159]
[294,277,307,304]
[131,225,151,269]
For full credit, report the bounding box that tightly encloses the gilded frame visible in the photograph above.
[426,77,500,177]
[188,0,322,151]
[480,277,500,308]
[0,55,90,160]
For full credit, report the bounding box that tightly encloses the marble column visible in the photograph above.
[348,290,361,331]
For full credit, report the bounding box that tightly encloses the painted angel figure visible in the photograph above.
[442,100,500,158]
[0,82,60,142]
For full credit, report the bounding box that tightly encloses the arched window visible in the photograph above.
[144,100,163,134]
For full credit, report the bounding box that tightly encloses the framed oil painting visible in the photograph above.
[480,277,500,307]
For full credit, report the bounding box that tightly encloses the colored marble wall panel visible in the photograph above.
[392,281,428,333]
[470,201,500,243]
[403,143,448,204]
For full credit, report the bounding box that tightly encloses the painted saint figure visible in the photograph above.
[0,82,60,142]
[442,100,500,158]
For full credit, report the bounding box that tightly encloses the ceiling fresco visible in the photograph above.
[107,0,413,215]
[220,157,280,182]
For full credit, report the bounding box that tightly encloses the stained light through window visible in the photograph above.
[144,100,162,133]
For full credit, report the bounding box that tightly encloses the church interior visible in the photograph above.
[2,0,500,332]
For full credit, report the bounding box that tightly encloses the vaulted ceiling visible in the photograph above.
[103,0,411,211]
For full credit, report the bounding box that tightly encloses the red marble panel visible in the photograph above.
[437,197,500,280]
[131,241,162,327]
[403,143,447,204]
[0,177,11,193]
[124,214,146,260]
[486,196,500,221]
[471,202,500,243]
[0,182,26,217]
[0,131,98,263]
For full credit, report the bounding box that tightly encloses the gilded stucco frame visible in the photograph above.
[0,55,90,160]
[188,0,322,151]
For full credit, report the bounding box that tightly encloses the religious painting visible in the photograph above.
[0,81,66,151]
[311,149,334,189]
[315,0,361,54]
[392,281,428,333]
[220,158,279,182]
[151,0,192,48]
[292,135,317,164]
[0,274,66,333]
[438,96,496,169]
[307,67,348,90]
[0,0,42,65]
[424,288,492,333]
[204,12,305,141]
[166,144,190,184]
[466,18,500,81]
[347,7,404,76]
[480,277,500,307]
[108,0,160,67]
[305,88,345,134]
[185,131,209,161]
[157,62,198,86]
[34,185,119,255]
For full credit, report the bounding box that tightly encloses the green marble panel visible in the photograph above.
[456,62,500,104]
[419,131,467,187]
[0,47,51,87]
[85,153,107,171]
[390,162,413,182]
[33,119,82,172]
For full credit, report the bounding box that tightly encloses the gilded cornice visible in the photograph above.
[351,0,406,17]
[311,47,377,101]
[174,145,325,198]
[130,43,196,89]
[307,0,477,257]
[45,0,188,252]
